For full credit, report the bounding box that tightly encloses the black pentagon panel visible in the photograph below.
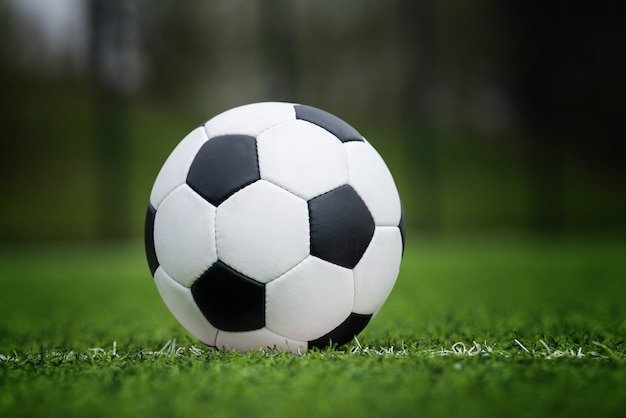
[187,135,260,206]
[309,185,375,269]
[294,105,363,143]
[144,204,159,276]
[398,201,406,255]
[308,312,372,349]
[191,261,265,332]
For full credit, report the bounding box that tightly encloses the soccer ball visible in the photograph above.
[144,102,405,353]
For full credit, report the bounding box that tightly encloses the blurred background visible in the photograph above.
[1,0,624,243]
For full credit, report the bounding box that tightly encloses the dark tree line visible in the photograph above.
[1,0,624,239]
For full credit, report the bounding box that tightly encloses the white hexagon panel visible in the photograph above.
[257,120,349,200]
[265,256,354,342]
[153,184,217,287]
[215,180,310,283]
[352,226,404,315]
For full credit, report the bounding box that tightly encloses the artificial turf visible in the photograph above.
[1,236,625,418]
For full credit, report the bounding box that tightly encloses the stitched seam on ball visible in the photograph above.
[350,269,357,317]
[257,177,309,201]
[254,136,261,186]
[264,325,301,346]
[343,141,352,185]
[255,104,297,137]
[257,120,289,137]
[154,182,185,211]
[213,201,220,261]
[378,222,401,227]
[264,254,309,337]
[264,256,311,343]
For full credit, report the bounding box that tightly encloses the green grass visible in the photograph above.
[1,236,625,418]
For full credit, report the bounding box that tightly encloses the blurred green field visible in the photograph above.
[1,236,625,418]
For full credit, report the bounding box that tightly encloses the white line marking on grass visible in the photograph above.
[1,339,624,363]
[515,339,530,353]
[420,341,506,358]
